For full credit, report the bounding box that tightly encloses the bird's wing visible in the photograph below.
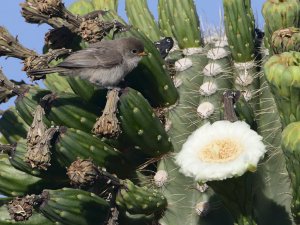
[57,47,123,69]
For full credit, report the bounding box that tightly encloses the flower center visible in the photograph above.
[198,139,242,162]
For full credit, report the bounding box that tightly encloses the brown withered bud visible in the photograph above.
[77,18,116,43]
[26,105,46,147]
[8,195,36,221]
[67,159,100,187]
[0,69,15,104]
[20,0,80,29]
[0,69,27,103]
[271,27,300,54]
[93,89,120,137]
[0,26,36,60]
[25,127,59,170]
[24,48,71,80]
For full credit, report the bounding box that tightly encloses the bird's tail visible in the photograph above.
[27,67,67,76]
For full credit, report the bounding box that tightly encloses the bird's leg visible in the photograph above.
[92,88,120,137]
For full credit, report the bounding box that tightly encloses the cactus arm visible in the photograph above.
[158,0,173,37]
[126,0,162,41]
[223,0,255,62]
[159,0,202,48]
[118,88,173,157]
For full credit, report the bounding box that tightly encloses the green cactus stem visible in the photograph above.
[43,72,74,93]
[158,0,173,37]
[223,0,255,62]
[208,174,257,225]
[0,158,64,196]
[54,127,133,178]
[264,51,300,127]
[0,139,66,180]
[271,27,300,54]
[36,188,110,225]
[66,77,107,106]
[116,179,167,216]
[262,0,300,51]
[14,86,51,125]
[126,0,162,41]
[253,48,292,225]
[68,0,95,15]
[159,0,202,48]
[0,107,29,144]
[15,88,100,132]
[118,88,173,157]
[92,0,118,11]
[281,122,300,224]
[0,204,55,225]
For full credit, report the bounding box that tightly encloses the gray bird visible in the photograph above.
[28,37,147,87]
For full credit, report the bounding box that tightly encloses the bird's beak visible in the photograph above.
[138,51,148,56]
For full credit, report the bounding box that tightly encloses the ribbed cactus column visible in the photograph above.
[262,0,300,52]
[223,0,258,109]
[126,0,162,41]
[158,42,234,224]
[158,0,173,37]
[158,0,202,48]
[223,0,255,62]
[281,122,300,224]
[255,65,292,224]
[264,51,300,127]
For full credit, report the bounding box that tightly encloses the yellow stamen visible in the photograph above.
[198,139,242,162]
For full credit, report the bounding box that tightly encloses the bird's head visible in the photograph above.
[118,37,147,61]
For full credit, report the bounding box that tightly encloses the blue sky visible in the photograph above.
[0,0,265,110]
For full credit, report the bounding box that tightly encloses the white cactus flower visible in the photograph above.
[175,120,266,182]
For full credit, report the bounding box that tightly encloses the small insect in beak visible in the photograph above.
[138,51,148,56]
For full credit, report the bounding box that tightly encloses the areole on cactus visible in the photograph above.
[0,0,299,225]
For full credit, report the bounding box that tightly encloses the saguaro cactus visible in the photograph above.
[0,0,299,225]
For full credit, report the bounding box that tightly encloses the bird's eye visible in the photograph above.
[131,49,138,54]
